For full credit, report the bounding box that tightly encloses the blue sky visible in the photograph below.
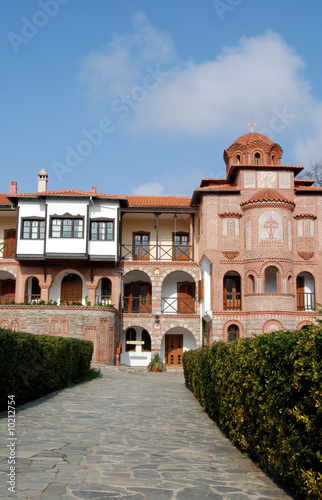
[1,0,322,196]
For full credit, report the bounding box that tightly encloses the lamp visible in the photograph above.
[155,315,160,324]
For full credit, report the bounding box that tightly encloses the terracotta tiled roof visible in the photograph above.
[7,189,192,208]
[199,178,227,187]
[8,189,126,198]
[294,179,315,187]
[127,195,191,207]
[241,189,294,206]
[295,186,322,191]
[231,132,275,147]
[0,194,11,205]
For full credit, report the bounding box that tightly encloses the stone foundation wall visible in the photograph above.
[0,305,119,364]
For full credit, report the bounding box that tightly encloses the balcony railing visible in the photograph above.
[24,294,41,303]
[297,292,315,311]
[121,244,194,261]
[162,296,196,314]
[0,294,15,304]
[223,292,242,310]
[123,296,152,313]
[0,242,15,259]
[95,295,112,305]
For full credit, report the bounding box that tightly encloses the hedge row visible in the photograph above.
[0,329,93,412]
[183,326,322,499]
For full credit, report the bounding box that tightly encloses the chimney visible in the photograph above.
[38,169,48,192]
[91,186,96,194]
[9,181,17,195]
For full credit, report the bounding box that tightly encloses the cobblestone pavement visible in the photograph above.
[0,367,296,500]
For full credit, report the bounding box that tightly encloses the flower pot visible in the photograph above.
[151,365,160,372]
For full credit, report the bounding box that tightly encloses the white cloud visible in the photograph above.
[132,181,165,196]
[79,14,322,166]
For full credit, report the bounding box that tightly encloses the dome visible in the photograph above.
[224,132,283,171]
[231,132,274,147]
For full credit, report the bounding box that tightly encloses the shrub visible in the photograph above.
[183,326,322,499]
[0,329,93,412]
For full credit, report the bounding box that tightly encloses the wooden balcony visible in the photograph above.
[121,244,194,262]
[0,242,15,259]
[162,296,196,314]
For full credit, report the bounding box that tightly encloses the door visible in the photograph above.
[3,229,16,259]
[165,334,183,366]
[177,282,195,313]
[133,233,150,260]
[61,274,82,304]
[173,232,189,260]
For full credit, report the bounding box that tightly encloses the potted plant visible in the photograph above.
[147,353,165,372]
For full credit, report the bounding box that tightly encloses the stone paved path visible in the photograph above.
[0,367,296,499]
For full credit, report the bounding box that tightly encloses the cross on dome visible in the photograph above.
[248,119,256,133]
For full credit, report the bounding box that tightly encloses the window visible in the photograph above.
[22,220,45,239]
[228,324,239,342]
[90,220,114,241]
[254,152,261,165]
[223,273,241,310]
[142,329,151,352]
[51,218,83,238]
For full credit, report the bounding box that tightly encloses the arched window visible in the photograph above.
[236,154,241,165]
[265,266,278,293]
[254,152,261,165]
[228,324,239,342]
[248,274,255,293]
[297,272,315,311]
[271,154,275,165]
[223,272,241,310]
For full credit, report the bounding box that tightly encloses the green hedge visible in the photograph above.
[183,326,322,499]
[0,329,93,412]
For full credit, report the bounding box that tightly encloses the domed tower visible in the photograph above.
[224,132,283,177]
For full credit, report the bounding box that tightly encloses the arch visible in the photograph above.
[296,321,313,331]
[223,271,241,310]
[263,320,283,334]
[236,154,241,165]
[123,270,152,313]
[271,154,276,165]
[96,277,112,304]
[49,269,86,305]
[161,271,196,314]
[161,326,197,366]
[222,320,244,341]
[296,271,315,311]
[25,276,41,303]
[120,325,152,367]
